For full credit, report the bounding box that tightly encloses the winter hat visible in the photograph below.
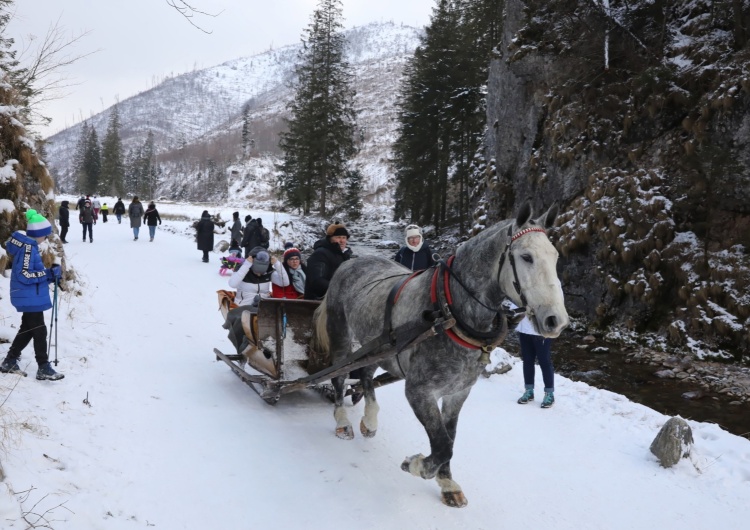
[245,214,252,223]
[284,241,294,249]
[251,250,271,274]
[283,248,301,262]
[25,209,52,238]
[405,224,423,252]
[84,199,91,207]
[326,223,349,238]
[61,200,69,207]
[201,210,210,217]
[233,211,239,219]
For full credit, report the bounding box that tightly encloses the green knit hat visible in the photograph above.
[25,209,52,238]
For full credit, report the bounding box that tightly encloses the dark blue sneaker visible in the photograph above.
[0,359,27,377]
[36,362,64,381]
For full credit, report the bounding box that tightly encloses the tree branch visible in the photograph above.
[166,0,223,34]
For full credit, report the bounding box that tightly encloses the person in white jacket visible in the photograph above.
[228,249,273,307]
[510,292,563,409]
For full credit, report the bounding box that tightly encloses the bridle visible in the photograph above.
[497,225,548,309]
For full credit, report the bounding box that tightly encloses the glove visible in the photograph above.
[159,221,162,225]
[48,265,62,281]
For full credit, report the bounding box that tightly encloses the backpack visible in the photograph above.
[259,227,270,249]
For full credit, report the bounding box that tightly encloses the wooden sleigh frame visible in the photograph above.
[214,296,456,405]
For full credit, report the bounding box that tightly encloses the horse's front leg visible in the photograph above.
[332,374,354,439]
[400,383,456,480]
[434,391,471,508]
[358,365,379,438]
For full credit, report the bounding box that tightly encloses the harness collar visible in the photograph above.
[430,256,507,351]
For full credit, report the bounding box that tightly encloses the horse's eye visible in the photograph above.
[521,254,533,264]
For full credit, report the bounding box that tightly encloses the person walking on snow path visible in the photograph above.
[195,210,215,262]
[113,198,126,224]
[79,199,97,243]
[100,202,109,223]
[128,196,144,240]
[91,196,101,217]
[0,210,64,380]
[58,200,70,243]
[143,201,162,241]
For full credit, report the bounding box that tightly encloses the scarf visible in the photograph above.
[289,267,306,295]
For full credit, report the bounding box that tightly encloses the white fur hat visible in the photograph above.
[405,225,422,239]
[405,224,423,252]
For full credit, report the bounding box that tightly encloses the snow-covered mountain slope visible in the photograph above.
[45,22,421,209]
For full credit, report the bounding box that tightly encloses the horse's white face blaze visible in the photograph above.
[504,231,569,338]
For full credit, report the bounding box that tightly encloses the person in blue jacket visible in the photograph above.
[394,224,435,271]
[0,209,65,381]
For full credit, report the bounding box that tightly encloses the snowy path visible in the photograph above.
[1,216,749,529]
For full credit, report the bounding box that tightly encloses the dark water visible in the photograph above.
[553,333,750,438]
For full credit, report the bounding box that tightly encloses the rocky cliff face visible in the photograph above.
[479,0,750,361]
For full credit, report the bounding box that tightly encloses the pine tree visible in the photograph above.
[100,105,125,196]
[278,0,358,216]
[78,124,101,194]
[393,0,503,233]
[73,121,90,193]
[0,0,30,122]
[341,168,364,221]
[139,131,158,198]
[241,102,252,157]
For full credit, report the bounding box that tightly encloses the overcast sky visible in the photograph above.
[8,0,435,138]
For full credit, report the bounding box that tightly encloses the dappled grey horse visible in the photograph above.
[312,203,568,507]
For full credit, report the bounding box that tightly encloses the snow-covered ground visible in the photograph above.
[0,201,748,529]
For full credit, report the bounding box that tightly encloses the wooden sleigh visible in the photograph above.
[214,293,454,405]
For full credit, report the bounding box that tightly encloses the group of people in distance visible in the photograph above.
[59,195,162,243]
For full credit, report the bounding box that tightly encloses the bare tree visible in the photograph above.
[13,16,97,130]
[166,0,222,34]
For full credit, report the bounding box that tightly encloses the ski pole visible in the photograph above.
[54,280,59,366]
[47,280,56,363]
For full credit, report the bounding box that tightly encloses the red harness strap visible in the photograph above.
[430,255,483,350]
[393,269,427,305]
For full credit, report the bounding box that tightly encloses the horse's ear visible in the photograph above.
[516,202,532,227]
[536,202,559,230]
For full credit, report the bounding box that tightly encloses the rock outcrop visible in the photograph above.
[479,0,750,360]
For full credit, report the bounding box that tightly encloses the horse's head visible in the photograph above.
[499,202,569,338]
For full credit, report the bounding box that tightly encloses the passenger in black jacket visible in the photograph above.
[241,216,261,258]
[394,224,435,271]
[304,223,352,300]
[58,200,70,243]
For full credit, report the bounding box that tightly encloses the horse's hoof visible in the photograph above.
[441,491,468,508]
[360,419,376,438]
[401,454,425,476]
[336,425,354,440]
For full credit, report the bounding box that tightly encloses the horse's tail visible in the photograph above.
[308,297,330,372]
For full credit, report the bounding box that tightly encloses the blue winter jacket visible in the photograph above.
[6,231,53,312]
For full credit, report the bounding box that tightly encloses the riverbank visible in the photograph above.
[552,331,750,438]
